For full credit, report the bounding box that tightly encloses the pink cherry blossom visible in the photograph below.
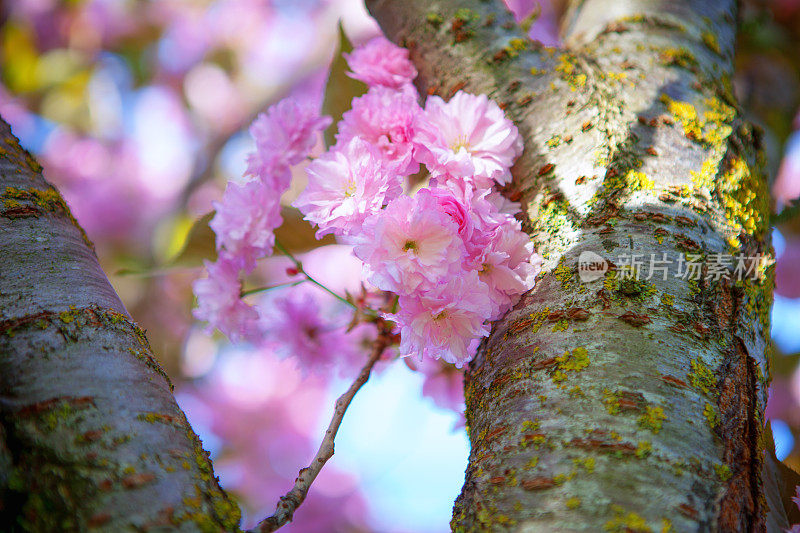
[244,148,293,191]
[414,91,523,187]
[430,185,496,270]
[392,271,493,367]
[406,357,466,415]
[485,188,526,220]
[354,189,466,295]
[250,97,331,165]
[440,179,522,229]
[258,284,389,377]
[336,86,421,177]
[777,238,800,298]
[503,0,562,46]
[246,97,331,188]
[773,130,800,205]
[210,178,282,270]
[345,36,417,89]
[428,183,540,317]
[294,137,403,238]
[475,220,540,318]
[189,44,538,371]
[261,288,346,373]
[428,185,475,244]
[193,258,260,343]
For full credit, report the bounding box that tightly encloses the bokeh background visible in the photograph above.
[1,0,798,531]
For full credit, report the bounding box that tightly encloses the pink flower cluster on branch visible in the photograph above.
[188,32,541,531]
[298,40,539,368]
[193,35,541,372]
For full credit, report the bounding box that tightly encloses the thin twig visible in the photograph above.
[240,279,306,297]
[249,320,393,532]
[273,240,358,310]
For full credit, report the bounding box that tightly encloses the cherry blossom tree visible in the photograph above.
[2,0,800,531]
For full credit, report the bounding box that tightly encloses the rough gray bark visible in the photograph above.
[367,0,788,530]
[0,119,240,530]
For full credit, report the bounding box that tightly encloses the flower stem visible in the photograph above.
[273,240,357,309]
[240,279,306,297]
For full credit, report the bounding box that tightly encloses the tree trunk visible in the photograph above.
[367,0,789,530]
[0,119,240,530]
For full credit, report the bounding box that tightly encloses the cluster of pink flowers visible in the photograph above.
[192,98,330,342]
[194,35,540,369]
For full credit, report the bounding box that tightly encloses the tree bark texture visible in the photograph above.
[367,0,787,530]
[0,119,240,531]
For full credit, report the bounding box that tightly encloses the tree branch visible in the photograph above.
[249,320,394,532]
[0,118,241,530]
[367,0,787,530]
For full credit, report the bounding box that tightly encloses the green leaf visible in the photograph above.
[321,22,368,148]
[115,211,216,277]
[274,206,337,253]
[165,211,217,267]
[153,206,336,270]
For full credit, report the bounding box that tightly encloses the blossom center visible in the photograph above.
[303,325,319,340]
[433,310,448,322]
[344,181,357,198]
[402,240,418,252]
[450,134,470,153]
